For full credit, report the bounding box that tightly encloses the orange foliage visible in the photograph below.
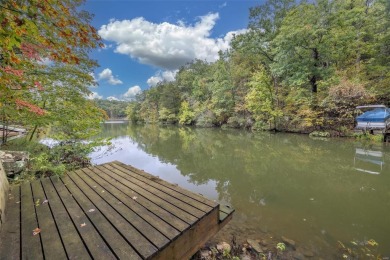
[15,99,46,116]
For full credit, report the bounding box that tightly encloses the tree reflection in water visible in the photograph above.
[91,122,390,256]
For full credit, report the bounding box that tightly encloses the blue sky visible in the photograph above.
[84,0,262,101]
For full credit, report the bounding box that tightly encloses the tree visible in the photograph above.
[0,0,104,141]
[94,99,130,118]
[271,0,335,94]
[246,66,283,129]
[209,52,235,124]
[248,0,298,67]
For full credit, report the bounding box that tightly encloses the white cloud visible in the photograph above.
[219,2,227,8]
[98,68,123,85]
[98,13,247,70]
[146,76,162,87]
[123,86,142,100]
[107,96,120,101]
[147,70,177,87]
[86,91,103,100]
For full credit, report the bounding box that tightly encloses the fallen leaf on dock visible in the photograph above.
[132,196,137,200]
[88,209,95,213]
[32,228,41,236]
[80,223,86,227]
[35,199,40,207]
[42,199,49,204]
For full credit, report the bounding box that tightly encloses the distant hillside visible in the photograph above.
[94,99,130,119]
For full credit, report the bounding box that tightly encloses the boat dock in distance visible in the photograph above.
[0,161,234,259]
[354,105,390,142]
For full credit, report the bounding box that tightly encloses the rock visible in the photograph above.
[247,239,263,253]
[282,236,296,247]
[292,252,305,260]
[260,239,268,246]
[240,254,252,260]
[200,250,211,259]
[216,242,231,253]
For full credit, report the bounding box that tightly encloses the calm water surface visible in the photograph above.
[90,122,390,257]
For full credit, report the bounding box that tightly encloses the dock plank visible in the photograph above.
[40,178,91,259]
[80,167,180,240]
[61,173,145,259]
[113,161,218,208]
[0,162,234,260]
[95,165,197,226]
[86,166,189,231]
[51,177,117,260]
[100,164,203,220]
[73,169,170,248]
[109,163,214,213]
[20,182,43,259]
[31,181,67,259]
[0,186,20,259]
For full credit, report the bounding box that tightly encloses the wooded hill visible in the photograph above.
[126,0,390,134]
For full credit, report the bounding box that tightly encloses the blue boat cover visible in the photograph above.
[356,108,390,122]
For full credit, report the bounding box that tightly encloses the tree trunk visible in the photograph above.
[310,75,318,93]
[29,125,38,141]
[311,48,319,93]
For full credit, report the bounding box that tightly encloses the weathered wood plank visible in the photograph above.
[0,186,20,259]
[81,167,180,240]
[31,181,67,259]
[73,169,170,249]
[50,177,116,260]
[61,173,145,259]
[86,166,189,231]
[95,165,197,226]
[112,161,217,208]
[109,163,214,213]
[1,162,234,260]
[40,178,90,259]
[100,164,202,221]
[154,207,220,260]
[20,182,43,259]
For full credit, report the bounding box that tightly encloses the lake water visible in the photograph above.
[90,122,390,257]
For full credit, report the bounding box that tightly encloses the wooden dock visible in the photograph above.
[0,161,234,259]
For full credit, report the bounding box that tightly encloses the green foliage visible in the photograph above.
[246,67,283,129]
[94,99,130,118]
[30,152,67,177]
[117,0,390,134]
[178,101,195,125]
[195,109,216,128]
[158,107,177,124]
[126,102,142,123]
[354,133,384,143]
[0,0,104,144]
[3,137,106,182]
[226,115,251,129]
[276,242,286,252]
